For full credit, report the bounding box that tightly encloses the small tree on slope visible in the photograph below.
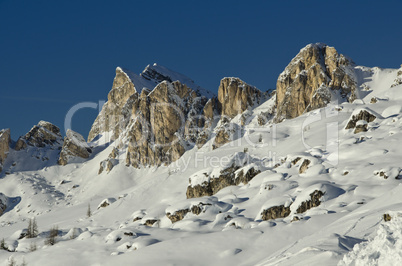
[26,218,38,238]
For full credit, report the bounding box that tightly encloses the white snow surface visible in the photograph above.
[340,212,402,266]
[0,65,402,265]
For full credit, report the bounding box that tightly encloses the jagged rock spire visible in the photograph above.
[275,43,357,122]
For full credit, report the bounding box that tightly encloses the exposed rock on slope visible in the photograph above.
[299,159,311,174]
[88,64,212,143]
[275,43,357,122]
[391,65,402,88]
[345,109,377,133]
[261,205,291,220]
[58,129,92,166]
[98,147,119,174]
[260,190,325,220]
[15,121,63,150]
[218,77,262,118]
[125,80,208,167]
[0,193,7,216]
[88,64,212,168]
[186,153,262,198]
[87,67,138,142]
[166,209,190,223]
[195,97,221,149]
[166,202,213,223]
[213,77,264,149]
[296,190,324,213]
[0,129,11,172]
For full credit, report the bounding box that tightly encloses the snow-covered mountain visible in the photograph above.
[1,44,402,265]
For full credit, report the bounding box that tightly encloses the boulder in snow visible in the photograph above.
[186,152,263,198]
[345,109,376,133]
[58,129,92,166]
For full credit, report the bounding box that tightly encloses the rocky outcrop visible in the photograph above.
[212,127,231,150]
[166,202,212,223]
[296,190,324,213]
[261,205,291,220]
[345,109,376,133]
[190,202,211,215]
[15,121,63,150]
[97,198,116,209]
[88,64,212,143]
[0,129,11,172]
[354,121,368,134]
[98,147,119,174]
[88,64,212,168]
[211,77,265,149]
[125,80,208,167]
[58,129,92,166]
[275,43,357,122]
[391,65,402,88]
[186,153,261,198]
[88,67,138,142]
[261,190,325,221]
[218,77,262,119]
[0,193,7,216]
[195,97,221,148]
[299,159,311,174]
[166,209,190,223]
[144,219,158,226]
[383,213,392,222]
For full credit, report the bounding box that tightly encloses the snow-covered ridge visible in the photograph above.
[116,63,214,98]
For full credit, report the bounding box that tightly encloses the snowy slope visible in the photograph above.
[0,66,402,265]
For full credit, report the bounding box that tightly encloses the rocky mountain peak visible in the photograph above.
[88,64,213,169]
[15,121,63,151]
[88,64,213,143]
[140,64,173,84]
[275,43,356,122]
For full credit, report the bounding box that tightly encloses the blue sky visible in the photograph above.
[1,0,401,140]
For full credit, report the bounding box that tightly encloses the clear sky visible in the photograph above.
[1,0,401,140]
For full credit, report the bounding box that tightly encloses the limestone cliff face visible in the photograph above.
[195,97,221,149]
[275,43,357,122]
[125,81,208,167]
[0,129,11,172]
[88,67,138,142]
[88,64,212,143]
[88,64,212,168]
[213,77,263,149]
[58,130,92,166]
[88,65,274,168]
[15,121,63,151]
[218,77,261,119]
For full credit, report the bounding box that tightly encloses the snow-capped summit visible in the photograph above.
[114,63,214,98]
[140,63,214,98]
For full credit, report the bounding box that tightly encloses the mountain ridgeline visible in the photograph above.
[0,44,366,172]
[2,43,402,265]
